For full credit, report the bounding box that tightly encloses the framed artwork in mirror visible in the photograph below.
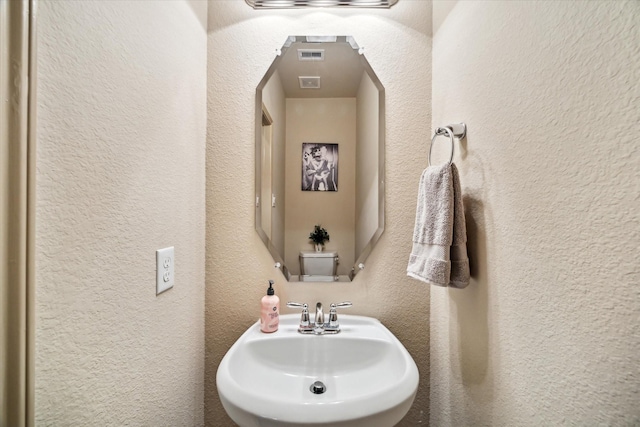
[302,143,338,192]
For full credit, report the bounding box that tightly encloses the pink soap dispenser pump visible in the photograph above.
[260,280,280,333]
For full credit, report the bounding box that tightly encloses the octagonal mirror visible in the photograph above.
[255,36,384,282]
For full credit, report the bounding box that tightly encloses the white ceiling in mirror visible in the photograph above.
[279,41,364,98]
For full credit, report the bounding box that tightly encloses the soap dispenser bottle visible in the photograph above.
[260,280,280,333]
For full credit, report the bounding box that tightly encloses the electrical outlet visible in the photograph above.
[156,246,174,295]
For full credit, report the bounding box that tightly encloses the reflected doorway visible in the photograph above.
[261,106,273,239]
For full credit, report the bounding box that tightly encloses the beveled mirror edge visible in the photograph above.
[255,47,290,280]
[349,52,385,279]
[255,35,385,282]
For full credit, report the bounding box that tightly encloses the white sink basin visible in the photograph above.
[216,314,419,427]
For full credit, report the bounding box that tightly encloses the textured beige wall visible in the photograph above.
[285,98,356,276]
[35,1,207,425]
[206,1,432,425]
[430,1,640,425]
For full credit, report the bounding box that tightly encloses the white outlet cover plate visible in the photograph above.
[156,246,174,295]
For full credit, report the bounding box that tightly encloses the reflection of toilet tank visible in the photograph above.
[299,251,338,277]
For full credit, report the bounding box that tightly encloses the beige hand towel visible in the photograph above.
[407,163,470,288]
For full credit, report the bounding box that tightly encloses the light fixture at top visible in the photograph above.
[246,0,398,8]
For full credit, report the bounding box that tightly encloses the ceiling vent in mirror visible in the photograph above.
[299,76,321,89]
[246,0,398,8]
[298,49,324,61]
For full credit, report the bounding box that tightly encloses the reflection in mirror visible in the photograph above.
[255,36,384,282]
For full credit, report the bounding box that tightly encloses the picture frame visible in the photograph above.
[301,143,338,192]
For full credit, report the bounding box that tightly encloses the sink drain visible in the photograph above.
[310,381,326,394]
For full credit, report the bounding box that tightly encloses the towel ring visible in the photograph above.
[428,123,467,166]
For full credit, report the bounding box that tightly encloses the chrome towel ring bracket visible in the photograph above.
[428,122,467,166]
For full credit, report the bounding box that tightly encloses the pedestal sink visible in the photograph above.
[216,314,419,427]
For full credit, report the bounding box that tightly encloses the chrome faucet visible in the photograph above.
[314,302,325,334]
[287,301,352,334]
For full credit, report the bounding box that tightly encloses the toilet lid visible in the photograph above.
[299,250,337,258]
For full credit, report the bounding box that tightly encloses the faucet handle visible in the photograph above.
[328,301,352,329]
[333,302,352,309]
[287,302,310,330]
[286,302,306,308]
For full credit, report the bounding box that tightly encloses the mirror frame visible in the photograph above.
[255,35,385,281]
